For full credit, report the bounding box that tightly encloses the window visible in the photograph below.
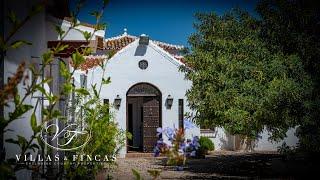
[178,99,184,129]
[104,99,109,116]
[103,99,109,105]
[138,60,148,70]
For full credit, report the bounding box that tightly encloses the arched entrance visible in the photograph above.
[126,83,162,152]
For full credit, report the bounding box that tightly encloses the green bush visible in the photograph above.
[199,137,214,151]
[197,137,214,157]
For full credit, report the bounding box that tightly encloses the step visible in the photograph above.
[125,152,154,158]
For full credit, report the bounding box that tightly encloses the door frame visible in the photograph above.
[126,82,162,152]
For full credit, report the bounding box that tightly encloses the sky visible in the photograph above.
[70,0,258,46]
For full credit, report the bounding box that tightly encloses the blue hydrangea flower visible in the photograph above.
[156,127,163,136]
[165,127,175,140]
[192,136,200,149]
[184,119,197,130]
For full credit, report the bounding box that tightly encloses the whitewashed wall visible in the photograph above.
[254,127,298,151]
[204,127,298,151]
[3,1,48,179]
[74,39,201,157]
[4,0,46,158]
[3,6,104,159]
[203,128,235,150]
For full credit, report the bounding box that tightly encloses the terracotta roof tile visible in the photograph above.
[71,55,108,72]
[105,36,136,50]
[77,34,187,71]
[47,40,90,58]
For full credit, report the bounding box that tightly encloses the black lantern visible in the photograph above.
[166,95,173,109]
[114,95,122,108]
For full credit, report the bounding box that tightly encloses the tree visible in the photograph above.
[256,0,320,153]
[182,9,311,149]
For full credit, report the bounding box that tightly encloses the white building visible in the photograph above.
[74,31,200,157]
[2,0,298,164]
[74,30,299,158]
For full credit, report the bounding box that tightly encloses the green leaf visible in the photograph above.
[7,10,18,25]
[75,88,90,96]
[102,77,111,85]
[55,25,65,39]
[82,31,92,41]
[131,169,143,180]
[9,104,33,121]
[51,109,61,118]
[69,15,79,27]
[63,83,73,94]
[53,43,69,53]
[95,23,107,30]
[91,84,99,98]
[59,61,70,79]
[10,40,32,49]
[35,85,47,96]
[90,11,101,19]
[42,51,53,64]
[82,47,93,56]
[16,135,28,151]
[147,169,161,178]
[37,136,45,149]
[71,51,85,68]
[30,112,37,133]
[14,94,20,105]
[17,135,28,147]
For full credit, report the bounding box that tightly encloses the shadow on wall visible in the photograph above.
[220,134,265,151]
[134,45,147,56]
[219,134,234,150]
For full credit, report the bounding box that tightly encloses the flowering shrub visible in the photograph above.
[153,120,199,167]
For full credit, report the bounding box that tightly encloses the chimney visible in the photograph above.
[139,34,149,45]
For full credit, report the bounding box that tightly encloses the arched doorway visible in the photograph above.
[126,83,162,152]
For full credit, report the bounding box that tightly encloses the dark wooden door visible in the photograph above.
[142,97,160,152]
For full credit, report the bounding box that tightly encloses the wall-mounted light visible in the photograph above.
[114,95,122,109]
[166,95,173,109]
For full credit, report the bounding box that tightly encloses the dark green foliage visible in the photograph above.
[256,0,320,153]
[182,9,311,142]
[199,137,214,152]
